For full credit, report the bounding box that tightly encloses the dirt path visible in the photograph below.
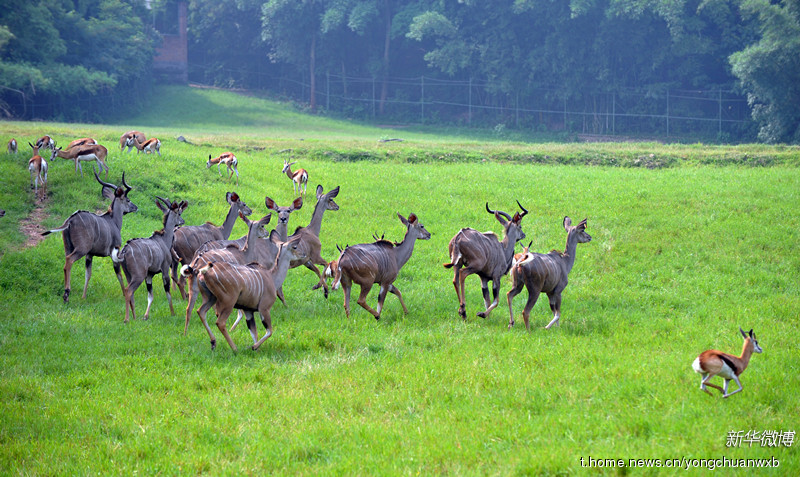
[20,198,49,248]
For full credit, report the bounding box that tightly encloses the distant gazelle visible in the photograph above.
[207,152,239,185]
[7,138,17,154]
[120,131,146,153]
[282,159,308,195]
[692,328,762,398]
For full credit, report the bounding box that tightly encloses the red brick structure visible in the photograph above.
[153,1,188,83]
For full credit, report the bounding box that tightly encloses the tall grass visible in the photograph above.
[0,87,798,474]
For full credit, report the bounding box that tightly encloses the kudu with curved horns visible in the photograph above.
[41,171,138,302]
[444,201,528,320]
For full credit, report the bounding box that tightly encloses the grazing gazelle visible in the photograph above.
[35,135,55,151]
[112,197,187,323]
[692,328,763,398]
[444,202,528,321]
[131,135,161,155]
[66,137,97,149]
[51,142,110,177]
[27,142,48,197]
[506,217,592,330]
[282,158,308,195]
[207,152,239,185]
[337,213,431,320]
[41,172,138,303]
[7,138,17,154]
[120,131,145,152]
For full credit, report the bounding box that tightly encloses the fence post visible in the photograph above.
[468,77,472,126]
[718,89,722,136]
[666,89,670,137]
[326,71,330,111]
[612,92,616,135]
[372,76,376,119]
[421,75,425,124]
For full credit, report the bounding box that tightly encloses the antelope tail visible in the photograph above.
[111,247,123,264]
[180,265,194,277]
[41,224,69,236]
[443,249,462,269]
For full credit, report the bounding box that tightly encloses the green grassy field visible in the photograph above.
[1,85,799,475]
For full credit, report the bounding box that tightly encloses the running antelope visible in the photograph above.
[7,138,17,154]
[51,142,109,177]
[120,131,145,152]
[693,328,763,398]
[444,202,528,321]
[285,185,340,297]
[41,172,138,302]
[27,142,48,197]
[35,135,55,151]
[67,137,97,149]
[265,195,303,241]
[181,212,277,335]
[506,217,592,330]
[207,152,239,185]
[197,239,302,352]
[112,197,187,323]
[338,213,431,320]
[131,135,161,155]
[282,159,308,195]
[170,192,252,300]
[181,213,272,343]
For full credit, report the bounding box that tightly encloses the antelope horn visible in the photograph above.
[94,167,117,189]
[516,200,529,218]
[121,172,132,192]
[485,202,511,221]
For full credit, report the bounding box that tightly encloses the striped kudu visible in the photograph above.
[506,217,591,330]
[265,195,303,241]
[444,201,528,321]
[41,171,138,302]
[337,213,431,320]
[181,213,273,348]
[196,238,302,352]
[112,197,188,323]
[286,185,339,297]
[170,192,253,300]
[180,212,275,335]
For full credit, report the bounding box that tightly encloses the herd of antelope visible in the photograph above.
[5,132,761,397]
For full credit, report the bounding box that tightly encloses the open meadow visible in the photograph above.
[1,86,799,475]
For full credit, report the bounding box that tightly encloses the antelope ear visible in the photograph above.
[563,216,572,230]
[740,327,748,339]
[748,328,754,338]
[316,185,324,198]
[292,196,303,210]
[397,213,409,226]
[226,192,234,204]
[578,218,588,230]
[265,196,276,210]
[179,200,189,212]
[328,186,340,198]
[260,213,272,225]
[512,212,521,223]
[408,213,418,224]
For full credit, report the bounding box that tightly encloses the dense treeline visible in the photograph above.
[0,0,156,123]
[2,1,798,143]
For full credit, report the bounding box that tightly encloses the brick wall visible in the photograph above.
[153,1,188,83]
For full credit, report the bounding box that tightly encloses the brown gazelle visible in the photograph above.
[282,158,308,195]
[27,142,48,197]
[337,213,431,320]
[170,192,252,300]
[197,238,302,352]
[692,328,763,398]
[207,152,239,185]
[51,142,109,177]
[112,197,187,323]
[120,131,145,152]
[7,138,17,154]
[131,135,161,155]
[35,135,55,151]
[41,172,138,302]
[444,202,528,321]
[67,137,98,149]
[506,217,592,330]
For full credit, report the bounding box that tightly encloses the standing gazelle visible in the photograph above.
[132,135,161,155]
[692,328,763,398]
[27,142,48,197]
[207,152,239,185]
[51,142,109,177]
[506,217,592,330]
[282,159,308,195]
[444,202,528,321]
[337,213,431,320]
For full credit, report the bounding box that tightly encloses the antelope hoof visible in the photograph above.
[63,289,71,303]
[477,311,487,319]
[210,340,216,351]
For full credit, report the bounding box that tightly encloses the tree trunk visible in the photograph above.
[309,33,317,112]
[379,0,391,115]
